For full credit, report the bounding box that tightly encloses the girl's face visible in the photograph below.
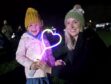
[65,18,81,37]
[28,23,41,36]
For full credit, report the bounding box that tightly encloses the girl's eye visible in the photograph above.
[28,25,32,27]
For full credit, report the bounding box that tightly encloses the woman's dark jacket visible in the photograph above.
[52,28,107,83]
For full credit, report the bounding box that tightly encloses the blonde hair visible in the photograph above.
[64,30,76,50]
[25,7,41,29]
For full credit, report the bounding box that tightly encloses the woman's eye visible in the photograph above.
[74,21,78,23]
[66,22,70,25]
[73,20,79,24]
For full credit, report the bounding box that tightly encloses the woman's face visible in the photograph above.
[65,18,81,37]
[28,23,41,36]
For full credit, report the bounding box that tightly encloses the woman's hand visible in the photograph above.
[55,59,66,66]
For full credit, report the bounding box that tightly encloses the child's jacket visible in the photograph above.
[16,32,55,78]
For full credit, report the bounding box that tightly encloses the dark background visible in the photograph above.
[0,0,111,84]
[0,0,111,31]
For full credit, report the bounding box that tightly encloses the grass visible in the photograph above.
[0,60,19,76]
[97,30,111,47]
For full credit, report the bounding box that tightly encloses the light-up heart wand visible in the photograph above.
[34,28,62,61]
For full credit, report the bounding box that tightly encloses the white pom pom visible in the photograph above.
[72,4,85,15]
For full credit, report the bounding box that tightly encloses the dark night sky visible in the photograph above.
[0,0,111,30]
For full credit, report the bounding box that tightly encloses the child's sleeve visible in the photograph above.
[45,39,55,67]
[16,38,33,69]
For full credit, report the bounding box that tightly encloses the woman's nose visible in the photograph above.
[71,24,74,28]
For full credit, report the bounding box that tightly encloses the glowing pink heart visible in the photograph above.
[35,29,62,61]
[41,29,62,49]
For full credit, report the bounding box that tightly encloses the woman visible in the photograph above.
[39,4,107,84]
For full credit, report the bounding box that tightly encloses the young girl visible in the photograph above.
[16,7,55,84]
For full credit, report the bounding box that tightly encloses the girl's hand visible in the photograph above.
[39,61,51,74]
[30,60,40,70]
